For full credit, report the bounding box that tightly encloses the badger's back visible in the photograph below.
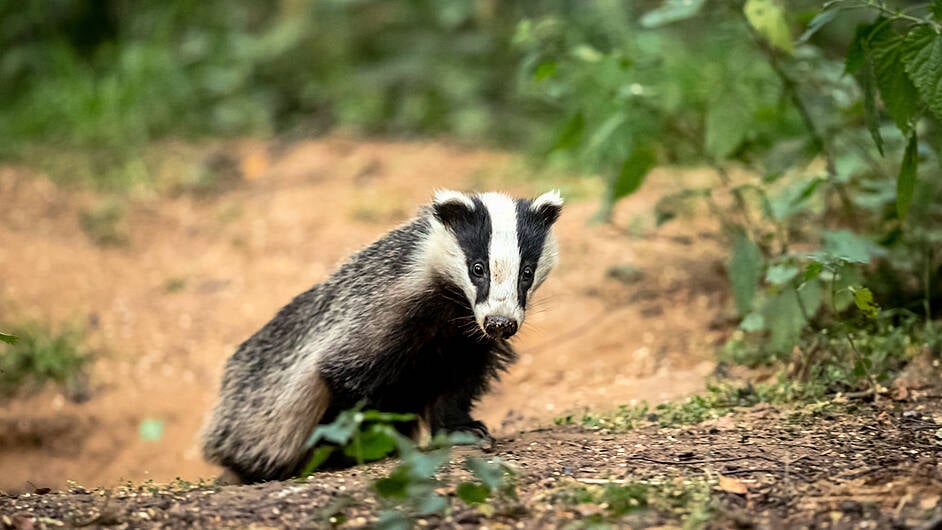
[201,217,441,480]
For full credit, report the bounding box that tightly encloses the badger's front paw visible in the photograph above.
[447,420,494,447]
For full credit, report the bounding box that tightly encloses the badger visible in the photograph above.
[200,189,563,483]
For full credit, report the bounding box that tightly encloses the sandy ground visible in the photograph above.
[0,137,727,491]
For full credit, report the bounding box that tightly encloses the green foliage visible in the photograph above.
[518,0,942,393]
[897,132,918,219]
[302,403,416,474]
[578,384,775,432]
[729,231,763,316]
[301,404,515,526]
[0,322,90,399]
[0,0,545,188]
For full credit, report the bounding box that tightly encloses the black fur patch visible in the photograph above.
[514,198,561,307]
[433,196,492,304]
[318,277,515,432]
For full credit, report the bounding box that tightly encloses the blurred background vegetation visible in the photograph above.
[3,0,942,398]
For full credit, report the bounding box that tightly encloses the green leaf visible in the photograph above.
[852,287,879,318]
[803,261,823,282]
[612,145,656,200]
[534,62,557,81]
[705,88,752,159]
[572,44,603,63]
[407,448,451,478]
[360,410,417,423]
[416,493,448,515]
[585,112,628,155]
[374,468,411,499]
[762,281,821,353]
[852,359,868,377]
[860,56,885,156]
[874,33,921,133]
[447,431,483,445]
[743,0,794,54]
[550,112,585,153]
[467,457,506,490]
[456,482,491,505]
[640,0,706,28]
[800,8,840,42]
[0,332,17,345]
[833,263,864,312]
[902,26,942,122]
[792,177,825,205]
[299,445,335,476]
[765,264,799,285]
[932,0,942,22]
[822,230,876,264]
[762,291,805,353]
[740,312,767,332]
[343,424,398,462]
[307,409,359,448]
[375,510,411,530]
[728,231,763,316]
[846,21,887,153]
[845,21,873,75]
[897,132,918,220]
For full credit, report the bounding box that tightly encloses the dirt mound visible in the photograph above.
[0,137,725,491]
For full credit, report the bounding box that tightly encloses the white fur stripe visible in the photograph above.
[477,193,523,323]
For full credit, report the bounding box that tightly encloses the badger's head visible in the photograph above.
[425,190,563,340]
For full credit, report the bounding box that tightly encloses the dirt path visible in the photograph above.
[3,395,941,529]
[0,137,726,492]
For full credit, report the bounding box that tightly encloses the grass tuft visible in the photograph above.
[0,322,92,401]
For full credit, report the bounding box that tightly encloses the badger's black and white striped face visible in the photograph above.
[426,190,562,339]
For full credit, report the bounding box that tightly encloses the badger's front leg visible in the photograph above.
[429,390,492,442]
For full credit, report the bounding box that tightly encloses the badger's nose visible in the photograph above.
[483,315,518,339]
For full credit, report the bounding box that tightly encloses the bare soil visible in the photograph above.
[3,395,941,529]
[1,137,940,528]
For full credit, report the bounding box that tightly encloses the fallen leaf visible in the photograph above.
[920,495,940,510]
[718,475,749,495]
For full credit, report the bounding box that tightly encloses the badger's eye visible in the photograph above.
[522,265,534,280]
[471,262,486,278]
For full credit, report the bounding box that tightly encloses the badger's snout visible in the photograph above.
[483,315,518,339]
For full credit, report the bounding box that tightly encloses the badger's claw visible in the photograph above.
[447,420,494,446]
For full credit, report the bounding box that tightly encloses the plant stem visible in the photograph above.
[863,0,941,30]
[741,16,859,226]
[844,331,880,402]
[712,163,767,253]
[924,240,933,327]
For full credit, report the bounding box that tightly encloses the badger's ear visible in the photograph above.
[530,189,563,226]
[432,189,476,228]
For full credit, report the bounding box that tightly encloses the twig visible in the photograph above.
[575,477,628,485]
[631,455,754,465]
[841,388,882,400]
